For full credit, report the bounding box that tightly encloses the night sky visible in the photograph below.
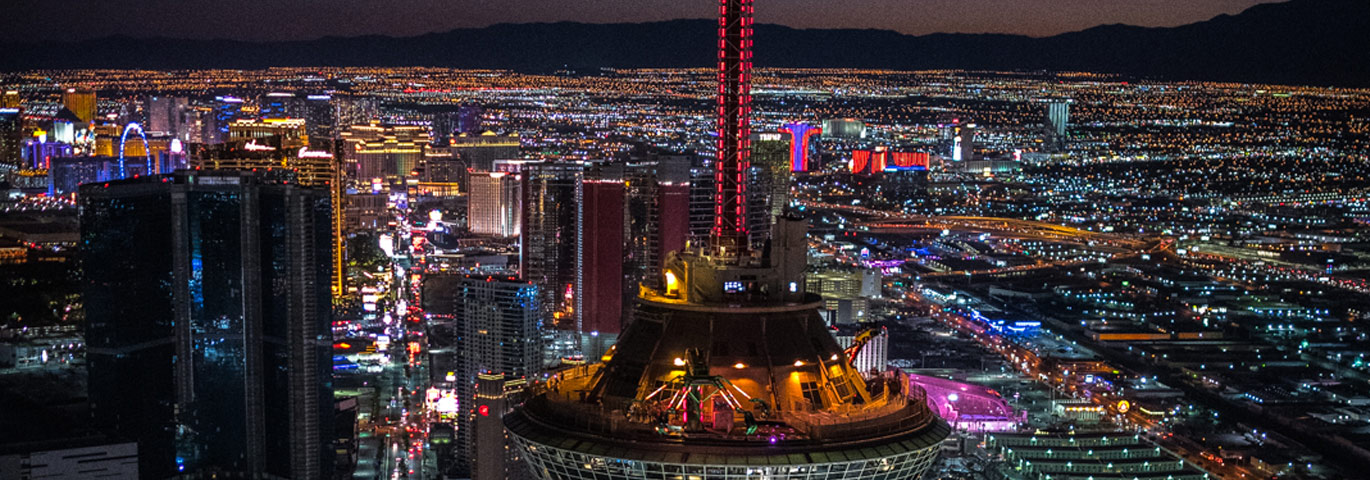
[6,0,1280,42]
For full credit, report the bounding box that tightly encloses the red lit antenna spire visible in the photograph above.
[711,0,753,258]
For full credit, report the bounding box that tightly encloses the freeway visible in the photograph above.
[805,201,1174,283]
[1181,247,1370,295]
[800,199,1150,247]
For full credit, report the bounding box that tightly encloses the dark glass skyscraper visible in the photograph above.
[456,104,484,135]
[624,156,690,300]
[261,92,299,119]
[751,130,792,219]
[80,170,334,479]
[303,94,338,145]
[520,161,581,335]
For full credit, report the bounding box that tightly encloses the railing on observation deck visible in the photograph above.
[524,365,939,443]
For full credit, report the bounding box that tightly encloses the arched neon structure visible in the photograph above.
[118,122,152,179]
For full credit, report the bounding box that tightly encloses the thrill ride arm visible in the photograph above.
[844,327,885,364]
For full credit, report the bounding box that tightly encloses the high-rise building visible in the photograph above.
[189,139,336,187]
[1,90,19,109]
[956,123,976,161]
[751,131,791,220]
[419,146,466,196]
[851,148,929,177]
[260,92,299,119]
[849,147,887,175]
[451,275,541,478]
[746,162,772,247]
[1047,100,1070,137]
[452,132,520,171]
[334,96,378,131]
[185,105,220,144]
[888,151,931,170]
[422,147,464,182]
[781,122,821,172]
[821,118,866,140]
[692,150,768,254]
[457,104,484,135]
[806,270,881,325]
[941,118,976,162]
[471,373,530,480]
[228,118,308,150]
[343,193,388,232]
[48,156,122,196]
[188,141,345,295]
[24,138,72,170]
[303,95,338,145]
[428,111,458,146]
[623,156,690,321]
[342,122,429,184]
[686,155,715,244]
[214,96,247,140]
[468,171,522,237]
[0,442,142,479]
[62,87,97,125]
[80,170,334,479]
[520,161,581,336]
[506,4,948,478]
[51,108,89,147]
[0,107,21,169]
[144,95,189,138]
[578,162,625,358]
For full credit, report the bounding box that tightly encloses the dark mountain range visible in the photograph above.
[2,0,1365,87]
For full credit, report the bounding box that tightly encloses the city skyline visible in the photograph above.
[1,0,1368,478]
[1,0,1280,42]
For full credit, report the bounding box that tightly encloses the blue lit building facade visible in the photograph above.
[80,170,334,479]
[213,96,246,143]
[50,156,118,196]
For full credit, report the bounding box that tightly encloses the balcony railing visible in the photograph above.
[524,366,938,444]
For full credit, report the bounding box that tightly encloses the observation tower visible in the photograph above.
[505,1,949,478]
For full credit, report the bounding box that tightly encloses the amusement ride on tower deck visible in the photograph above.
[503,1,950,478]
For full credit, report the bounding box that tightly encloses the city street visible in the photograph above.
[343,192,435,480]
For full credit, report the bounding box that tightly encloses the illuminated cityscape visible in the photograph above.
[1,1,1369,480]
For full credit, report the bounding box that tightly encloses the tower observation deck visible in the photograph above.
[505,1,949,478]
